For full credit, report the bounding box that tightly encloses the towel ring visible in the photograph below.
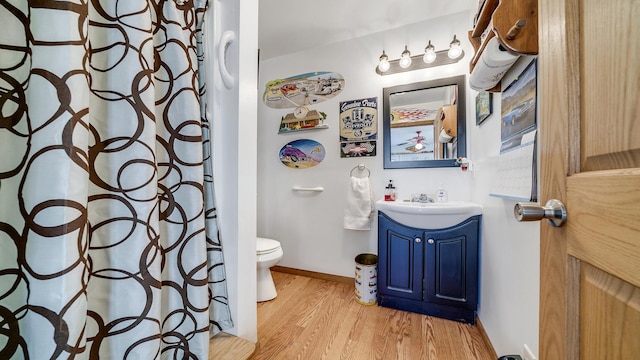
[350,164,370,178]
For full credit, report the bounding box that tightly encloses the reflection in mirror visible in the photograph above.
[383,75,466,168]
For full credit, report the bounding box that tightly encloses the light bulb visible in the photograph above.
[414,143,424,150]
[423,40,436,63]
[378,59,390,72]
[378,50,390,72]
[399,46,412,68]
[448,35,462,59]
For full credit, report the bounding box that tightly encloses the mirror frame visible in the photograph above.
[382,75,466,169]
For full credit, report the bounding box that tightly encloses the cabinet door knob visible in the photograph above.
[415,238,422,243]
[427,238,435,244]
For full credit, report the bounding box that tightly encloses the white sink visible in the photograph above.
[376,200,482,229]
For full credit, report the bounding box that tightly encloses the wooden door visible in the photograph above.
[538,0,640,358]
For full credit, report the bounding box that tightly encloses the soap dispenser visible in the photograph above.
[436,184,448,202]
[385,180,397,201]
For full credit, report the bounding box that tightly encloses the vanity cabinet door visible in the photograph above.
[424,217,479,310]
[378,212,424,301]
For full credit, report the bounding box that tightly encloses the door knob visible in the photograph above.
[514,199,567,227]
[415,238,422,243]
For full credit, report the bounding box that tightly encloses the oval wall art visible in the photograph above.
[278,139,326,169]
[263,71,345,109]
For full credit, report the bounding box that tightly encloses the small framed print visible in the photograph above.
[476,91,492,125]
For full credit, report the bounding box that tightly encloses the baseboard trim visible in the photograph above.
[271,266,353,285]
[476,317,498,359]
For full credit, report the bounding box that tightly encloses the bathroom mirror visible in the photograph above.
[383,75,466,168]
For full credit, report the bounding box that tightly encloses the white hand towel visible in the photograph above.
[344,176,374,230]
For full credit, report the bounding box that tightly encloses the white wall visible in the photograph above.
[469,57,540,358]
[208,0,258,342]
[257,10,540,359]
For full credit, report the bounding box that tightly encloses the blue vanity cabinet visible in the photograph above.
[377,211,480,324]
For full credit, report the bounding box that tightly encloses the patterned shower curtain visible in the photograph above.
[0,0,233,358]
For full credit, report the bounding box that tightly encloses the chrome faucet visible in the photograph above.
[412,193,435,203]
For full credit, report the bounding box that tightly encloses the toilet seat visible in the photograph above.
[256,237,283,302]
[257,237,281,255]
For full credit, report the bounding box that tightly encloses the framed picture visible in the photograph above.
[475,90,492,125]
[500,60,537,145]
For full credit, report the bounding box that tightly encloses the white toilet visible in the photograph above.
[256,237,283,302]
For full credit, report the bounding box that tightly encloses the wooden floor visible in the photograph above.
[209,332,256,360]
[255,271,494,360]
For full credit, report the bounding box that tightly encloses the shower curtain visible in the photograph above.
[0,0,233,358]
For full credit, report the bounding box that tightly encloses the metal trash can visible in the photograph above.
[354,253,378,305]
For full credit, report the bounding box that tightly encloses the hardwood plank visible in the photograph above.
[275,281,341,359]
[317,287,366,359]
[351,303,385,358]
[208,332,256,360]
[433,316,458,358]
[422,315,438,359]
[256,274,312,355]
[255,270,494,360]
[304,283,358,359]
[258,272,310,326]
[476,317,498,359]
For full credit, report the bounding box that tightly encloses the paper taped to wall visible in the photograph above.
[470,37,520,91]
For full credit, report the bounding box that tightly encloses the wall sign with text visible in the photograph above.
[339,97,377,157]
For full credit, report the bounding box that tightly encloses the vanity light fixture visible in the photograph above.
[448,35,463,59]
[375,35,465,76]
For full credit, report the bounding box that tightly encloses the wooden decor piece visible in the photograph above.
[440,105,458,137]
[492,0,538,55]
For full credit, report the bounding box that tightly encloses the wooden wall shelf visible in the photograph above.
[468,0,538,92]
[471,0,499,40]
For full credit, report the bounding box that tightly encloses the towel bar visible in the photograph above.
[292,186,324,192]
[350,164,371,178]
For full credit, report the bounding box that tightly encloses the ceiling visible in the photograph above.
[258,0,476,60]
